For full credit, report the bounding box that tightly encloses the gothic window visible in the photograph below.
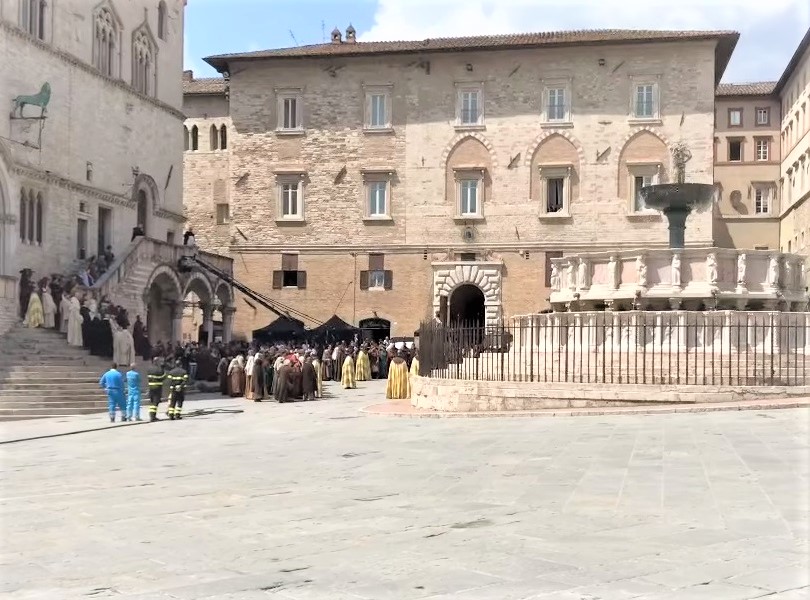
[21,0,46,40]
[132,28,156,96]
[157,1,168,40]
[219,125,227,150]
[183,126,189,151]
[35,193,43,244]
[93,5,120,77]
[19,191,26,241]
[27,190,35,243]
[209,124,219,150]
[191,125,199,150]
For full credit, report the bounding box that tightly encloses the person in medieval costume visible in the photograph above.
[217,355,229,395]
[59,292,71,333]
[341,352,356,390]
[251,353,264,402]
[355,345,371,381]
[227,354,245,397]
[133,315,150,360]
[264,353,275,397]
[409,351,420,377]
[334,343,346,382]
[23,288,44,329]
[301,355,318,401]
[244,351,256,400]
[322,345,332,381]
[66,293,83,347]
[290,358,303,399]
[274,359,293,403]
[113,323,135,368]
[272,353,284,397]
[378,345,389,380]
[386,350,411,400]
[41,284,56,329]
[311,351,323,398]
[85,293,99,320]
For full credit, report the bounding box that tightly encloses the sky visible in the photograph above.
[184,0,809,84]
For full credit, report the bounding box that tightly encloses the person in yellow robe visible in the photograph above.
[409,352,420,377]
[386,351,410,400]
[23,289,44,328]
[341,353,356,389]
[355,346,371,381]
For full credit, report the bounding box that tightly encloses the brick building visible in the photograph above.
[186,29,739,339]
[0,0,188,325]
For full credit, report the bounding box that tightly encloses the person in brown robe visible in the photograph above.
[218,356,229,395]
[252,355,264,402]
[274,359,293,403]
[334,344,346,381]
[290,360,303,399]
[228,354,245,397]
[301,356,317,401]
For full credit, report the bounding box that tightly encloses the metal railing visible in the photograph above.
[417,311,810,386]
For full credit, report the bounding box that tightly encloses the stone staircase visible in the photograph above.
[0,324,119,421]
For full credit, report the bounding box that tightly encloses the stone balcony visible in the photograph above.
[549,248,808,311]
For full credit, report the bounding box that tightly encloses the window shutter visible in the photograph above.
[297,271,307,289]
[383,270,393,290]
[272,270,283,289]
[359,270,369,290]
[282,253,298,271]
[369,253,384,271]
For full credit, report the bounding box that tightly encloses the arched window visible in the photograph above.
[210,124,219,151]
[35,193,43,244]
[137,189,148,234]
[191,125,199,151]
[93,5,119,77]
[21,0,46,40]
[27,190,35,243]
[220,125,227,150]
[183,125,189,151]
[19,190,26,241]
[132,28,156,96]
[157,1,168,40]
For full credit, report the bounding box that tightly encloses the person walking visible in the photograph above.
[125,363,142,422]
[146,357,165,422]
[166,359,189,420]
[341,352,356,390]
[99,363,126,423]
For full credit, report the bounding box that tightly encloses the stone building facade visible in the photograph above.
[189,29,737,339]
[0,0,188,324]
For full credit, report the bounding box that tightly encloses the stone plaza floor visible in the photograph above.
[1,380,808,600]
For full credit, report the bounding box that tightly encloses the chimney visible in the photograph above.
[331,27,342,44]
[345,24,356,43]
[183,70,193,82]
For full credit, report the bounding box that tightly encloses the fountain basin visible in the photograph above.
[639,183,716,248]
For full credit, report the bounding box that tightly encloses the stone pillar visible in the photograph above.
[222,306,235,344]
[677,311,687,352]
[171,302,183,345]
[202,303,214,345]
[721,311,732,354]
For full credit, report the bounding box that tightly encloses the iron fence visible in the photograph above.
[417,311,810,387]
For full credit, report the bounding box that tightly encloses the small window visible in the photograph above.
[210,124,219,151]
[273,254,306,289]
[368,181,387,217]
[538,166,572,216]
[460,179,479,216]
[359,253,392,291]
[755,139,769,161]
[277,91,303,131]
[756,107,770,126]
[456,87,483,126]
[546,178,565,213]
[546,87,568,122]
[21,0,46,40]
[369,270,385,288]
[220,125,227,150]
[728,140,742,162]
[754,188,770,214]
[633,83,656,119]
[166,231,175,245]
[183,125,189,151]
[282,270,299,287]
[191,125,199,151]
[634,175,654,211]
[215,203,230,224]
[281,182,300,218]
[728,108,742,127]
[283,98,297,129]
[459,252,476,262]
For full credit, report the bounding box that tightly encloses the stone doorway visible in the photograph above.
[433,261,503,326]
[359,317,391,341]
[449,284,485,326]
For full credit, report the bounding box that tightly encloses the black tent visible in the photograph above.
[252,316,307,342]
[310,315,359,342]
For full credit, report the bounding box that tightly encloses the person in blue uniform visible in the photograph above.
[99,363,126,423]
[125,364,142,422]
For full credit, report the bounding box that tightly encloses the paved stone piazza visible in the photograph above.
[1,381,808,600]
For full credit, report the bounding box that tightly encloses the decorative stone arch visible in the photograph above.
[524,130,586,167]
[617,127,672,200]
[440,132,499,170]
[214,280,233,308]
[432,262,503,325]
[182,270,214,304]
[143,263,183,302]
[617,126,672,153]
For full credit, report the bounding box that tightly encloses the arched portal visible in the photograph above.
[359,317,391,341]
[182,272,214,343]
[145,266,183,344]
[449,284,485,327]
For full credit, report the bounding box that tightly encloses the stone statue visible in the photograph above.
[801,263,807,290]
[671,252,681,287]
[577,258,589,289]
[550,263,560,291]
[565,260,575,290]
[672,142,692,184]
[636,255,648,287]
[608,254,619,289]
[736,253,747,285]
[706,253,718,285]
[785,259,795,290]
[11,82,51,119]
[768,255,780,288]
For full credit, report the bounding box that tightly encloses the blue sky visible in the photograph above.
[185,1,809,83]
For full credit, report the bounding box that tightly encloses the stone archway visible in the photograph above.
[433,262,502,325]
[449,284,485,326]
[182,271,214,343]
[144,264,183,344]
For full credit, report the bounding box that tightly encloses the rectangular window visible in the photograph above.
[277,180,304,220]
[360,254,392,291]
[755,188,770,214]
[370,94,387,128]
[456,87,483,126]
[276,91,303,131]
[460,179,479,215]
[547,88,567,121]
[273,254,306,289]
[369,181,387,217]
[368,270,385,288]
[459,252,476,262]
[634,84,655,118]
[283,98,298,129]
[215,203,230,224]
[756,107,770,126]
[728,140,743,162]
[546,178,565,213]
[755,139,769,161]
[728,108,742,127]
[634,175,654,212]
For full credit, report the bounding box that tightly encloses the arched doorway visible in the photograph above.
[136,190,148,235]
[182,273,213,343]
[145,267,182,344]
[359,317,391,341]
[449,284,485,326]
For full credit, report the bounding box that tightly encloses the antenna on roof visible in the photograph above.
[321,20,325,43]
[289,30,299,46]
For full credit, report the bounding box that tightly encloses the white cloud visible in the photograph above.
[360,0,808,81]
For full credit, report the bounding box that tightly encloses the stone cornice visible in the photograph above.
[12,163,135,209]
[230,241,688,254]
[1,20,185,121]
[156,208,187,223]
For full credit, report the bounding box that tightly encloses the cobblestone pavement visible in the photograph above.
[1,380,808,600]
